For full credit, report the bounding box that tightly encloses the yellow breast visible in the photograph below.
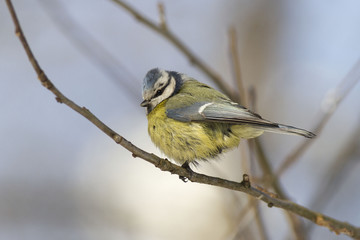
[147,101,243,164]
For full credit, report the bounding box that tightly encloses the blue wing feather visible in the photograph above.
[166,101,315,138]
[166,101,277,127]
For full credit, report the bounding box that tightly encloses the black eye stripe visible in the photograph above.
[154,76,171,98]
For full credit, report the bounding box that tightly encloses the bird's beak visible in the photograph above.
[140,99,150,107]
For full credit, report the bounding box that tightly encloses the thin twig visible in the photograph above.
[307,122,360,234]
[110,0,237,101]
[6,0,360,238]
[254,203,269,240]
[157,2,167,30]
[228,27,247,106]
[228,30,263,237]
[38,0,139,102]
[253,139,307,240]
[227,27,307,237]
[277,58,360,176]
[228,199,257,240]
[247,88,306,240]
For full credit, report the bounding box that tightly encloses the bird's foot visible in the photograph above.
[179,162,193,182]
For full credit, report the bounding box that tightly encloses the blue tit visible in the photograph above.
[140,68,315,166]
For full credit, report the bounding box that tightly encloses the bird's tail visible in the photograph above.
[256,123,315,138]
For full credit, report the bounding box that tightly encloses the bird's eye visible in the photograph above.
[154,89,164,97]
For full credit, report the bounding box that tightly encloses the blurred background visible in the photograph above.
[1,0,360,239]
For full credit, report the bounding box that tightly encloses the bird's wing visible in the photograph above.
[166,101,278,127]
[166,98,315,138]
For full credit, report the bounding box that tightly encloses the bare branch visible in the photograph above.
[229,199,262,240]
[157,2,167,30]
[228,27,247,106]
[227,37,265,236]
[307,122,360,234]
[254,203,269,240]
[253,139,307,240]
[277,58,360,176]
[5,0,360,238]
[247,89,306,239]
[38,0,139,101]
[110,0,237,100]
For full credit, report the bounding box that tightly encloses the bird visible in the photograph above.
[140,68,315,167]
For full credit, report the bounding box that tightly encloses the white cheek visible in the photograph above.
[150,77,176,107]
[162,86,174,99]
[152,97,163,106]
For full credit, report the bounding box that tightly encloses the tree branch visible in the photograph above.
[277,58,360,176]
[110,0,237,101]
[38,0,139,102]
[228,32,271,238]
[5,0,360,238]
[228,33,307,236]
[228,27,247,106]
[253,138,307,239]
[228,31,306,239]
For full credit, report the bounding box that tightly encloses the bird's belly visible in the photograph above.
[147,108,240,164]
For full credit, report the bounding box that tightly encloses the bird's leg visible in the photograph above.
[181,161,192,171]
[179,161,193,182]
